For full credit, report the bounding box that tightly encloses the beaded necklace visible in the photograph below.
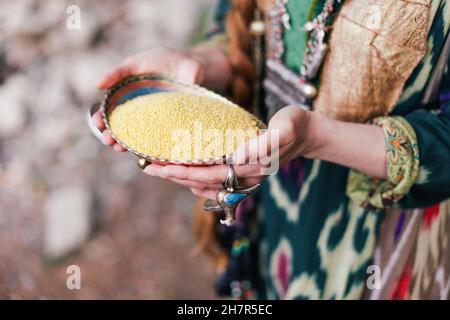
[268,0,342,100]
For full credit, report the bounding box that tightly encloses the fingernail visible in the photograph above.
[144,166,156,176]
[177,60,198,84]
[160,167,170,177]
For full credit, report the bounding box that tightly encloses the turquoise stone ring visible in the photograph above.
[203,164,261,226]
[224,193,248,206]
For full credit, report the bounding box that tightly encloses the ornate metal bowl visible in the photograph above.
[100,74,266,167]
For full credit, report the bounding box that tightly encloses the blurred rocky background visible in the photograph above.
[0,0,219,299]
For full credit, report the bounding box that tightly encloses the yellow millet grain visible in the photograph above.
[109,92,260,161]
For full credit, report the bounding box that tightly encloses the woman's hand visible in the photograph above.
[142,106,314,199]
[92,46,232,152]
[92,45,387,196]
[142,104,388,200]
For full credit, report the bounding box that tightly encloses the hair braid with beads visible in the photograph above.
[192,0,257,261]
[226,0,256,109]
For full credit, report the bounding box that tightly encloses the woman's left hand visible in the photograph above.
[143,106,315,199]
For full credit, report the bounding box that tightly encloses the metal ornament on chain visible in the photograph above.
[301,0,341,80]
[269,0,341,100]
[269,0,291,60]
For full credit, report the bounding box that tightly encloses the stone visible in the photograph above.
[0,75,28,137]
[43,185,92,258]
[67,51,115,103]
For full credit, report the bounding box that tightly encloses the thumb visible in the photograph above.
[175,59,204,84]
[96,62,135,89]
[268,105,305,146]
[232,130,272,166]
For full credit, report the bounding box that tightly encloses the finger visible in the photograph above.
[144,164,262,191]
[92,110,106,131]
[113,143,127,152]
[168,178,221,190]
[232,133,283,170]
[159,165,227,184]
[233,129,288,165]
[96,62,135,89]
[190,188,216,200]
[260,143,294,170]
[235,127,297,168]
[101,130,116,146]
[268,105,305,147]
[158,164,260,185]
[233,131,271,165]
[175,59,204,84]
[142,163,165,176]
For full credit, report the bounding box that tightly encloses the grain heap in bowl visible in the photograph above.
[108,91,262,162]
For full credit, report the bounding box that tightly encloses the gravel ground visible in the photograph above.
[0,0,218,299]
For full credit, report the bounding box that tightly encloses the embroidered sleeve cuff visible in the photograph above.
[347,116,420,209]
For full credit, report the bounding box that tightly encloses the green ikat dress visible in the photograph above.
[209,0,450,300]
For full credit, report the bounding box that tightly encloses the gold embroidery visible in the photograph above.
[314,0,431,122]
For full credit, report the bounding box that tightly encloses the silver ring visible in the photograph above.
[202,164,262,226]
[223,164,239,191]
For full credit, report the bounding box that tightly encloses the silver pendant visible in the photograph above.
[281,12,291,30]
[203,164,260,226]
[303,43,327,79]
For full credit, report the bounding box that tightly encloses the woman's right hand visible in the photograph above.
[92,46,232,152]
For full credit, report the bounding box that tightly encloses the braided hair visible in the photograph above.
[192,0,257,262]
